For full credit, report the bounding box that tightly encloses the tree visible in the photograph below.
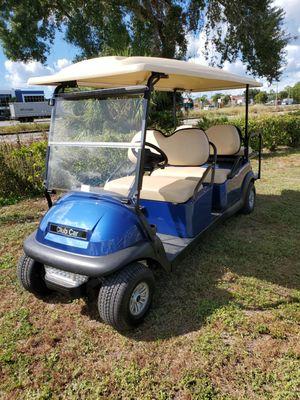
[211,93,222,104]
[196,95,208,105]
[254,91,268,104]
[0,1,291,81]
[278,90,289,100]
[246,89,261,101]
[222,95,231,105]
[290,82,300,103]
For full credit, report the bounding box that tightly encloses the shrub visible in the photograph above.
[196,114,300,151]
[0,140,47,205]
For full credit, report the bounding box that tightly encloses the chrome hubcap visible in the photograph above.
[249,189,255,209]
[129,282,150,316]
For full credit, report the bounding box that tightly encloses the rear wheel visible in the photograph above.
[241,181,256,214]
[17,253,51,296]
[98,262,155,331]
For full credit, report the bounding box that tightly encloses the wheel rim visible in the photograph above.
[129,282,150,316]
[248,188,255,209]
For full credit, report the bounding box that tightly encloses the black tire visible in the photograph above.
[17,253,51,296]
[241,181,256,214]
[98,263,155,331]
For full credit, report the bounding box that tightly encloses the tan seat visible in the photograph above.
[136,128,210,166]
[104,175,200,203]
[152,165,230,184]
[205,124,241,155]
[106,128,211,202]
[148,127,230,184]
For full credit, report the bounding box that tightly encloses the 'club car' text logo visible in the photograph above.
[57,226,79,237]
[49,224,87,240]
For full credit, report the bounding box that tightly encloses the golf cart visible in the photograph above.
[18,56,262,331]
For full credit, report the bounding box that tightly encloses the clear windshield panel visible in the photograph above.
[47,95,144,195]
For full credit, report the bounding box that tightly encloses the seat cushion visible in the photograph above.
[206,125,241,155]
[104,175,200,203]
[152,166,231,184]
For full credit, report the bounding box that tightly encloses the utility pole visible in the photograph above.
[275,81,278,109]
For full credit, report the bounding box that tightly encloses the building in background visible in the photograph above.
[230,95,246,106]
[0,89,46,120]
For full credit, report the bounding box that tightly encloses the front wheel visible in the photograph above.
[98,263,155,331]
[17,253,51,297]
[241,181,256,214]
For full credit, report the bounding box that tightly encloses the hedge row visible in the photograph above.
[196,112,300,151]
[0,113,299,204]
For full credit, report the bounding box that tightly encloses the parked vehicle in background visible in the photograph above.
[9,101,52,122]
[203,104,216,110]
[281,98,294,106]
[0,89,50,122]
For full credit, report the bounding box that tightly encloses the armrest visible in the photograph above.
[193,141,217,198]
[248,131,262,179]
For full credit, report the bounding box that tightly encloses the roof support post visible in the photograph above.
[134,72,167,205]
[173,89,177,128]
[244,84,249,160]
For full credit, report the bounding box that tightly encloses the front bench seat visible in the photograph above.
[104,175,200,203]
[104,128,210,203]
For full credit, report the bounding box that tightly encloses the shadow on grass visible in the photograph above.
[45,188,300,340]
[261,146,300,160]
[128,188,300,340]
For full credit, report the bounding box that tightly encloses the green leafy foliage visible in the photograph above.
[197,113,300,151]
[0,1,291,81]
[254,91,268,104]
[0,140,47,204]
[148,92,181,133]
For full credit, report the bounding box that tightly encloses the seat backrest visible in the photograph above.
[146,128,209,166]
[129,128,210,166]
[206,125,241,156]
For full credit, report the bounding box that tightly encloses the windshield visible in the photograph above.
[46,94,145,197]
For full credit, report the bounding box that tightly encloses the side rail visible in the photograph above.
[249,131,262,180]
[193,141,217,199]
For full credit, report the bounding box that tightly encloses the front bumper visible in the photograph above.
[24,231,155,277]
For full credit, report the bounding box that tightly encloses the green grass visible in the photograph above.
[0,123,49,135]
[0,149,299,399]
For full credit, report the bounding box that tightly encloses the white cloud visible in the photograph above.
[4,58,72,96]
[4,60,53,88]
[53,58,72,70]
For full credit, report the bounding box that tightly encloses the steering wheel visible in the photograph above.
[144,142,168,170]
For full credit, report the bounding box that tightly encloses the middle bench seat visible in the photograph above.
[147,128,231,184]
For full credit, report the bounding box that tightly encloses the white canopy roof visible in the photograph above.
[28,56,261,92]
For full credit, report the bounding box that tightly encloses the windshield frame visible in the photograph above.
[45,85,150,202]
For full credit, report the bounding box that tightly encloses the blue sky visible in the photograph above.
[0,30,78,97]
[0,0,299,97]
